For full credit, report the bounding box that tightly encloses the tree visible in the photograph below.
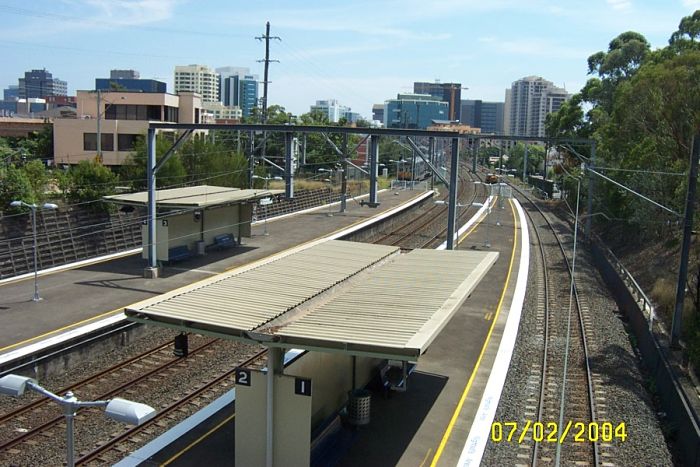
[67,160,118,207]
[585,31,651,114]
[22,159,49,202]
[0,165,34,212]
[180,135,249,187]
[505,143,545,176]
[120,134,187,190]
[669,10,700,51]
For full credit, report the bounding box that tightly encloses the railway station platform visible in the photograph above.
[119,197,530,466]
[0,189,431,358]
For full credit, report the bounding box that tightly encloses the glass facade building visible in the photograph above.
[384,94,448,129]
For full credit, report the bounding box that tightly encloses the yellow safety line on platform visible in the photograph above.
[430,199,518,466]
[0,306,124,353]
[456,196,496,247]
[161,413,236,466]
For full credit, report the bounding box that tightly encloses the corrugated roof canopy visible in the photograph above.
[126,240,498,360]
[104,185,283,209]
[277,249,497,358]
[127,240,400,332]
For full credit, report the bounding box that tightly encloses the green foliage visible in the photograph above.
[22,160,49,201]
[120,134,187,189]
[66,160,117,207]
[505,143,545,176]
[0,165,35,212]
[180,135,249,187]
[669,10,700,52]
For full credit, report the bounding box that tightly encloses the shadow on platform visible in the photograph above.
[331,371,448,467]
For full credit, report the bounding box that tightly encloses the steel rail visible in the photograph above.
[511,182,600,467]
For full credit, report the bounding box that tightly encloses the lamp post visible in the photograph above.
[471,200,491,248]
[319,168,335,216]
[252,175,282,235]
[0,374,156,467]
[10,200,58,301]
[435,200,468,249]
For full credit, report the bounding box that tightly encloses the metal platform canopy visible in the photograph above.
[125,240,498,359]
[104,185,282,264]
[124,240,498,467]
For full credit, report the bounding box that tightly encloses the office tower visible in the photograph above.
[460,100,505,134]
[413,81,462,121]
[18,69,67,99]
[384,93,448,129]
[217,66,259,118]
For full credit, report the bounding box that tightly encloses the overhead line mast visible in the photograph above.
[255,22,281,184]
[256,21,281,125]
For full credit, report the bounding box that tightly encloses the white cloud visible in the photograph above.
[607,0,632,11]
[484,38,591,60]
[81,0,177,26]
[682,0,700,7]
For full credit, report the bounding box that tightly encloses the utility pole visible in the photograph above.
[256,22,280,125]
[672,135,700,348]
[256,22,281,179]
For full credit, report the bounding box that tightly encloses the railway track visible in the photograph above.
[0,336,220,460]
[0,170,488,465]
[374,168,484,249]
[511,183,601,466]
[76,348,268,466]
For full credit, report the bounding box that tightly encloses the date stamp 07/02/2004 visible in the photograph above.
[490,421,627,444]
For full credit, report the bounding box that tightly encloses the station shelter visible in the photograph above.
[104,185,282,262]
[125,240,498,466]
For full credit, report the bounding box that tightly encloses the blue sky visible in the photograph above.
[1,0,698,119]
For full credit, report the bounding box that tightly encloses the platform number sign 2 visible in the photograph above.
[294,377,312,396]
[236,368,251,386]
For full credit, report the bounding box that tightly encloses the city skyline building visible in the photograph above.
[217,66,258,118]
[504,76,570,137]
[460,100,504,134]
[95,78,167,93]
[384,93,448,129]
[54,90,204,166]
[3,85,19,102]
[110,69,140,80]
[413,81,462,121]
[174,64,219,103]
[18,69,67,99]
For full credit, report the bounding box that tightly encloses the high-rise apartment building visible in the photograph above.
[504,76,570,137]
[18,69,67,99]
[460,100,504,134]
[384,93,448,129]
[174,64,219,103]
[413,81,462,121]
[216,66,258,118]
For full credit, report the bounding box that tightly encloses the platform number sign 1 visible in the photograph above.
[236,368,251,386]
[294,377,312,396]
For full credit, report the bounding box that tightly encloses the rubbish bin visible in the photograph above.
[347,389,371,426]
[196,240,206,256]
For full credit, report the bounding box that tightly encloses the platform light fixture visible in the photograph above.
[252,175,282,235]
[435,199,469,249]
[10,200,58,302]
[0,374,156,467]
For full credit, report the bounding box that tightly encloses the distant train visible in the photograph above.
[485,173,499,184]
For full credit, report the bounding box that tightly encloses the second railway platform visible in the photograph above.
[0,188,430,357]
